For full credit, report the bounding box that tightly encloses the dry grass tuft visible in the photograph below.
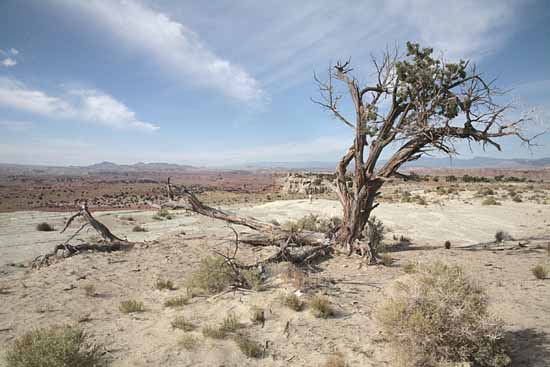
[323,353,348,367]
[119,300,145,314]
[402,261,418,274]
[155,279,175,290]
[531,264,548,280]
[202,325,226,339]
[5,325,106,367]
[220,312,242,333]
[132,225,147,232]
[177,334,199,350]
[309,294,335,319]
[281,293,304,311]
[234,334,265,358]
[376,262,510,367]
[171,316,195,331]
[82,284,96,297]
[164,295,189,308]
[250,306,265,325]
[36,222,55,232]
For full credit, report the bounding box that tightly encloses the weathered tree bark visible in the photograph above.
[160,178,332,266]
[312,44,537,263]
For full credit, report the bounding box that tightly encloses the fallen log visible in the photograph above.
[32,201,131,268]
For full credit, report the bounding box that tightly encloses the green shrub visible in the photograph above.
[531,265,548,280]
[309,294,335,318]
[5,325,106,367]
[234,334,265,358]
[376,262,510,367]
[119,300,145,314]
[36,222,55,232]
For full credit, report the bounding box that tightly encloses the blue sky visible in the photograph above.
[0,0,549,166]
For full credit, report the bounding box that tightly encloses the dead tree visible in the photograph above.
[311,42,538,263]
[32,201,130,268]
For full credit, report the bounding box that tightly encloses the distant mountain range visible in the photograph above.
[1,157,549,175]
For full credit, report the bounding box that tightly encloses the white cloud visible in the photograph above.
[0,77,159,131]
[9,48,19,55]
[1,58,17,67]
[65,0,263,102]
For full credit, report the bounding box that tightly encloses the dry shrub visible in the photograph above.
[482,197,500,206]
[281,293,304,311]
[380,253,393,266]
[132,225,147,232]
[323,353,348,367]
[186,256,262,294]
[185,256,235,294]
[282,214,341,233]
[155,279,175,290]
[82,284,96,297]
[309,294,335,318]
[202,325,226,339]
[402,261,418,274]
[178,334,198,350]
[376,262,510,367]
[444,240,451,249]
[220,312,241,333]
[171,316,195,331]
[250,306,265,325]
[495,231,511,243]
[5,325,106,367]
[531,265,548,280]
[234,334,265,358]
[119,300,145,314]
[363,216,385,253]
[282,264,309,290]
[36,222,55,232]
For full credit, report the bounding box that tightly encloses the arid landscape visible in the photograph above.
[1,167,549,366]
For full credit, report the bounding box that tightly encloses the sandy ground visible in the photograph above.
[0,198,549,366]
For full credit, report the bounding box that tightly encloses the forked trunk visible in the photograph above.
[335,178,382,263]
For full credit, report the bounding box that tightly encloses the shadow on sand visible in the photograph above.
[507,328,550,367]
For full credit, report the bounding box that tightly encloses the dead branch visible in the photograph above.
[32,201,131,268]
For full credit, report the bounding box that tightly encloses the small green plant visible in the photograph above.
[132,225,147,232]
[309,294,335,318]
[250,306,265,325]
[155,279,175,290]
[234,334,265,358]
[164,295,189,308]
[36,222,55,232]
[119,300,145,314]
[178,334,198,350]
[282,293,304,311]
[5,325,106,367]
[531,265,548,280]
[481,197,500,205]
[82,284,96,297]
[171,316,195,331]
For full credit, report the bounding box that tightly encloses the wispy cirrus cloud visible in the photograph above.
[0,77,158,131]
[62,0,263,102]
